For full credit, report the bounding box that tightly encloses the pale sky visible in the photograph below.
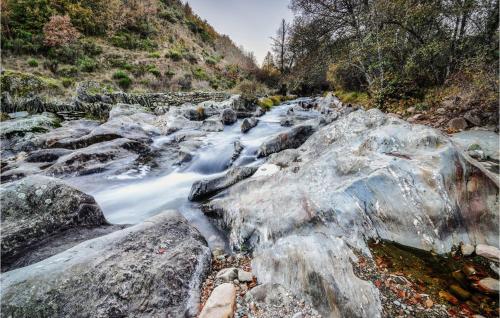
[185,0,294,65]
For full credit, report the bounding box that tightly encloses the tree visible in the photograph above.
[271,19,292,74]
[262,51,275,71]
[43,15,80,47]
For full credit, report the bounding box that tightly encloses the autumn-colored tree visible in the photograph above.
[43,15,80,47]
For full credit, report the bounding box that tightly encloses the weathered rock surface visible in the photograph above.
[476,244,500,262]
[203,109,499,317]
[47,138,150,176]
[189,166,258,201]
[1,211,211,318]
[221,108,237,125]
[0,175,107,267]
[0,112,60,137]
[202,117,224,132]
[257,124,315,157]
[216,267,238,282]
[199,283,236,318]
[241,117,258,133]
[448,117,468,130]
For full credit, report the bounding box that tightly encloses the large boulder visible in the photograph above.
[0,112,60,137]
[203,109,499,317]
[257,124,315,157]
[221,108,237,125]
[0,175,107,267]
[1,211,211,317]
[189,166,258,201]
[46,138,150,177]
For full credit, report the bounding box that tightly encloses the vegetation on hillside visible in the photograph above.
[262,0,498,115]
[1,0,259,97]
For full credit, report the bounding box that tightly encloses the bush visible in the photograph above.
[27,59,39,67]
[43,15,80,47]
[148,65,161,77]
[112,70,132,89]
[77,56,98,72]
[109,33,157,51]
[112,70,129,80]
[269,95,282,106]
[61,77,73,88]
[192,67,209,81]
[165,70,175,78]
[233,79,268,100]
[148,51,161,58]
[57,65,79,77]
[166,49,183,61]
[258,97,274,110]
[178,74,192,90]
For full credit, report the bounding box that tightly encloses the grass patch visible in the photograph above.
[334,90,370,106]
[258,97,274,110]
[27,58,38,67]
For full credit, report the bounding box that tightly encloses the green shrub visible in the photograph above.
[148,51,161,58]
[269,95,282,105]
[58,65,79,77]
[258,98,274,110]
[113,70,129,80]
[61,77,74,88]
[112,70,132,89]
[166,49,183,61]
[109,33,157,51]
[77,56,98,72]
[79,39,103,56]
[192,67,209,81]
[147,65,161,77]
[165,70,175,78]
[27,59,39,67]
[205,55,221,66]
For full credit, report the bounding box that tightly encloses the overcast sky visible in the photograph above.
[185,0,294,65]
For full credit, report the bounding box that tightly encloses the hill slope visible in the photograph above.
[1,0,258,100]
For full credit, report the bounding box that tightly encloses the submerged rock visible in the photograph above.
[203,109,499,317]
[189,166,258,201]
[257,124,315,157]
[202,117,224,132]
[1,211,211,317]
[0,175,107,267]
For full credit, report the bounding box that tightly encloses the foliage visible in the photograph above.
[258,97,274,110]
[43,15,80,47]
[192,67,209,81]
[77,56,98,72]
[109,32,157,51]
[262,0,500,109]
[112,70,132,89]
[27,59,39,67]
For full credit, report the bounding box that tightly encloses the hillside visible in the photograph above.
[0,0,258,100]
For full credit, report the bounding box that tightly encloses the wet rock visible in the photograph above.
[25,148,72,163]
[201,117,224,132]
[0,112,59,137]
[47,138,150,176]
[476,277,499,293]
[461,243,475,256]
[238,269,253,282]
[257,124,315,157]
[216,267,238,282]
[464,111,482,126]
[199,283,236,318]
[0,175,107,267]
[203,109,499,316]
[189,166,258,201]
[449,283,471,300]
[182,104,206,121]
[475,244,500,262]
[253,163,281,177]
[229,140,244,165]
[1,211,211,317]
[241,117,258,133]
[221,108,237,125]
[448,117,468,130]
[280,117,294,127]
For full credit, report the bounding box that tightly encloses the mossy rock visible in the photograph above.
[0,70,62,98]
[0,112,10,121]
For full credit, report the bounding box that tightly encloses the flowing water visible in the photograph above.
[67,98,319,251]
